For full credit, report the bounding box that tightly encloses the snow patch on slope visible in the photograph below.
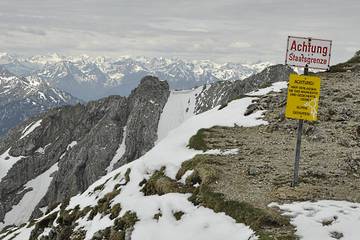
[67,141,78,150]
[157,86,203,142]
[0,163,58,229]
[270,200,360,240]
[20,119,42,140]
[75,214,114,240]
[247,81,288,96]
[106,127,127,173]
[0,149,24,181]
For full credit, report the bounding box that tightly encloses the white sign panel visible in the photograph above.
[285,36,332,70]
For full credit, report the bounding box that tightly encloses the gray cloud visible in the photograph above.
[0,0,359,64]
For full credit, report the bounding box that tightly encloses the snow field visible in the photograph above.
[270,200,360,240]
[0,163,59,230]
[0,149,25,181]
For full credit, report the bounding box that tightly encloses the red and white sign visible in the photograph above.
[285,36,332,70]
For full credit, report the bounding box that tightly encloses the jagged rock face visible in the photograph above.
[0,76,169,225]
[116,77,170,167]
[194,64,293,113]
[0,66,81,136]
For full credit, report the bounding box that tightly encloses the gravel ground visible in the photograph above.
[200,70,360,208]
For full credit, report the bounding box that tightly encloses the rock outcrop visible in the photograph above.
[194,64,293,113]
[0,76,169,225]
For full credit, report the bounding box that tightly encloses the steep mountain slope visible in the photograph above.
[156,64,293,142]
[1,53,359,240]
[0,66,80,136]
[0,64,291,234]
[1,53,271,101]
[0,76,169,230]
[0,80,290,240]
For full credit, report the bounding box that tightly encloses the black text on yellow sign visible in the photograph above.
[285,74,321,121]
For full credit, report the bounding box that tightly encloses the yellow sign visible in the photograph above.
[285,74,321,121]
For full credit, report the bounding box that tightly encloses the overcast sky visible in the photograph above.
[0,0,359,64]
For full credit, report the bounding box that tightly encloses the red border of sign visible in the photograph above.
[285,36,332,70]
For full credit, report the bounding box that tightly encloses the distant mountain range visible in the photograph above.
[0,53,271,101]
[0,66,81,136]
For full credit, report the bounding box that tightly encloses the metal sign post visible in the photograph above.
[285,36,331,187]
[291,65,308,187]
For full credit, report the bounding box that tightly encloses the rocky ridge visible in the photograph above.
[193,64,293,114]
[0,76,169,228]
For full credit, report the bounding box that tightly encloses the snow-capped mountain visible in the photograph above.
[0,53,272,101]
[0,66,81,136]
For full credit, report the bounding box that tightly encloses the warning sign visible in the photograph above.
[285,36,332,70]
[285,74,321,121]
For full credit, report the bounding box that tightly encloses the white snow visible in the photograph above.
[39,207,48,215]
[106,127,127,173]
[0,149,24,181]
[38,91,46,100]
[20,119,42,140]
[0,226,34,240]
[157,86,203,142]
[35,143,51,154]
[204,148,240,155]
[38,228,52,239]
[21,122,34,134]
[35,147,45,154]
[179,170,194,184]
[270,200,360,240]
[247,81,288,96]
[67,141,78,150]
[51,88,67,102]
[75,213,114,240]
[131,198,256,240]
[59,152,66,160]
[0,163,58,230]
[4,81,287,240]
